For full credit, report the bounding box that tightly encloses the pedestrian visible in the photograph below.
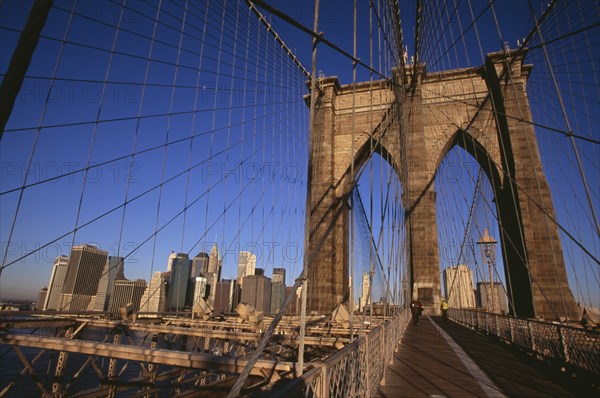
[411,299,423,325]
[440,298,448,320]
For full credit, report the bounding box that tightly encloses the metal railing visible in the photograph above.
[273,310,411,398]
[448,308,600,378]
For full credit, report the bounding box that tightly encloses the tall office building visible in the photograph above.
[139,271,170,313]
[108,279,147,312]
[187,276,208,308]
[190,252,209,278]
[237,251,256,288]
[36,287,48,310]
[166,252,178,272]
[60,245,108,311]
[167,253,191,311]
[43,255,69,310]
[205,244,222,307]
[240,274,271,313]
[270,281,286,314]
[270,267,286,313]
[214,279,236,314]
[207,244,222,278]
[272,268,286,284]
[359,272,371,312]
[93,256,125,311]
[476,282,508,314]
[285,285,303,315]
[443,265,476,309]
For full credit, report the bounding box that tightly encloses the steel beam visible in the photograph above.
[0,334,293,376]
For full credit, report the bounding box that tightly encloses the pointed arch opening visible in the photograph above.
[434,129,517,316]
[350,140,406,317]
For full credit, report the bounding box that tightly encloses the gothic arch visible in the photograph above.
[304,50,579,319]
[434,129,502,191]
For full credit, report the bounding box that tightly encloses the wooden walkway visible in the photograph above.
[375,316,591,398]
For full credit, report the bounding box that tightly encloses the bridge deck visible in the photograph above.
[375,316,588,398]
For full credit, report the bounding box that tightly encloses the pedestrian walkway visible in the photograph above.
[375,316,588,398]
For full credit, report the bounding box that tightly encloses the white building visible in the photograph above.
[93,256,125,311]
[359,272,371,312]
[443,265,476,309]
[43,255,69,310]
[139,271,170,313]
[237,251,256,288]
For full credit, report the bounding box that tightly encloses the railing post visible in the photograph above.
[494,313,499,337]
[483,312,488,333]
[319,367,328,398]
[527,320,536,353]
[365,335,370,396]
[380,323,386,386]
[557,325,570,366]
[507,316,513,343]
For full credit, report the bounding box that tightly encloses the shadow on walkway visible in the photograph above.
[432,316,597,398]
[375,316,597,397]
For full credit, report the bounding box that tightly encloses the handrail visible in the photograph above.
[448,308,600,378]
[271,310,411,397]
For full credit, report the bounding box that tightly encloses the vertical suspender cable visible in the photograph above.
[298,0,320,378]
[350,0,357,341]
[527,0,599,239]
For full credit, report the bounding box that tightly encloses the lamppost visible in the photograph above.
[477,228,497,313]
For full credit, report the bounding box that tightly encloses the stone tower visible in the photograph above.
[305,50,579,320]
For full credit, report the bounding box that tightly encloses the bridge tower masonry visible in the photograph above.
[305,49,579,321]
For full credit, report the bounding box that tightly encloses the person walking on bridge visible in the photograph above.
[440,298,449,320]
[411,299,423,325]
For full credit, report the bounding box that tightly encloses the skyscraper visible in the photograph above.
[190,252,209,277]
[205,243,222,307]
[36,287,48,310]
[443,265,476,309]
[166,252,178,272]
[43,255,69,310]
[214,279,236,314]
[237,251,256,288]
[139,271,170,313]
[93,256,125,311]
[285,285,302,315]
[476,282,508,314]
[167,253,191,311]
[270,268,286,314]
[187,276,208,308]
[359,272,371,312]
[108,279,147,312]
[206,244,222,307]
[270,281,286,314]
[60,245,108,311]
[208,244,222,277]
[272,268,286,284]
[187,252,209,308]
[240,274,271,313]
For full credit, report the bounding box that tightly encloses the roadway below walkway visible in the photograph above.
[375,315,596,398]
